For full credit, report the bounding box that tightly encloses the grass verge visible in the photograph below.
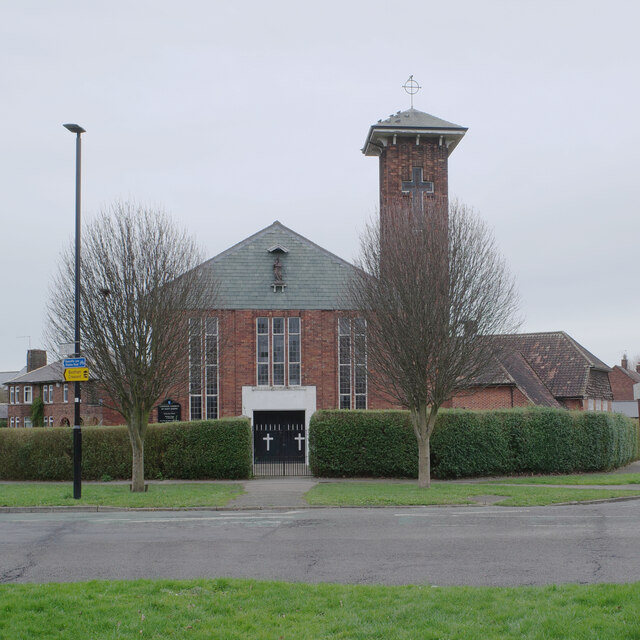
[1,578,640,639]
[0,483,244,508]
[304,482,640,507]
[485,473,640,486]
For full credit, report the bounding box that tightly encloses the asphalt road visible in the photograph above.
[1,501,640,586]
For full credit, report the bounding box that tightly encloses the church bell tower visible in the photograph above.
[362,82,467,232]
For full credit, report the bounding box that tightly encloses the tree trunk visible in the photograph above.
[128,408,149,492]
[411,403,430,488]
[412,402,439,489]
[418,436,431,488]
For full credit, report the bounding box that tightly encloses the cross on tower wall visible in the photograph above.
[379,136,449,232]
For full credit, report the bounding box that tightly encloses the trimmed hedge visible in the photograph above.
[309,408,638,479]
[0,418,252,481]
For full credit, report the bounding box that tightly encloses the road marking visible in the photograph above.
[395,510,531,516]
[394,512,638,519]
[1,511,304,525]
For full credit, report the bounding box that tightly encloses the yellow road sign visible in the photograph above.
[64,367,89,382]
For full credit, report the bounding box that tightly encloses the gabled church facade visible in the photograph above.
[157,104,470,462]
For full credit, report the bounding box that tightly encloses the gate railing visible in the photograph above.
[253,423,312,477]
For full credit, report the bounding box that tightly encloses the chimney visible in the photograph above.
[621,354,629,370]
[26,349,47,372]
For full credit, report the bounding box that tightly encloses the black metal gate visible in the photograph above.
[253,410,311,477]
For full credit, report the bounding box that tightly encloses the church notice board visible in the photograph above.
[157,399,181,423]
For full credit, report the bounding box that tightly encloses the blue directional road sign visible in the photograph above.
[64,357,86,369]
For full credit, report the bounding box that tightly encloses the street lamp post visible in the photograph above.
[63,123,85,500]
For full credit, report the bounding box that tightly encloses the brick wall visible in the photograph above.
[163,308,396,422]
[450,385,531,410]
[609,366,636,401]
[379,136,448,230]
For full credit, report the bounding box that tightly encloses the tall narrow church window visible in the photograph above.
[288,317,301,385]
[190,316,219,420]
[338,317,367,410]
[205,317,218,419]
[272,317,285,386]
[189,318,202,420]
[353,318,367,409]
[256,316,302,386]
[257,318,270,385]
[338,318,352,409]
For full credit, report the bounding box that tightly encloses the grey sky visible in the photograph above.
[2,0,639,372]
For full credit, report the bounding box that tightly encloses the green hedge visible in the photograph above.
[309,408,638,479]
[0,418,252,481]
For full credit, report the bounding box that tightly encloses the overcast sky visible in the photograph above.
[2,0,639,373]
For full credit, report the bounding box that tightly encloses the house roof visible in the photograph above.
[195,220,359,310]
[8,361,64,384]
[612,365,640,384]
[0,370,20,387]
[497,331,610,399]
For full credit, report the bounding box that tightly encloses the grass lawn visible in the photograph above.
[0,482,244,508]
[305,482,640,507]
[1,578,640,639]
[485,473,640,486]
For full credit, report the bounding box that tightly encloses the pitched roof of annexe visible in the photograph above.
[492,331,611,400]
[195,221,361,310]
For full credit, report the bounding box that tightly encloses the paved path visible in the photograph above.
[227,478,318,508]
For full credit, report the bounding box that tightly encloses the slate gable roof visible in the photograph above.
[494,331,611,401]
[8,361,64,384]
[197,221,360,310]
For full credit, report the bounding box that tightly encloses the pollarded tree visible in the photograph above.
[350,199,520,488]
[47,202,210,491]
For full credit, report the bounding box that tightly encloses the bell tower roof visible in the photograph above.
[362,108,467,157]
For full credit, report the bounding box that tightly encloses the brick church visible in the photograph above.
[165,106,469,429]
[6,98,616,456]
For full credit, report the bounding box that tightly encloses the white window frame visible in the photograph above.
[24,417,32,428]
[256,317,301,387]
[43,385,48,404]
[24,386,33,404]
[47,384,54,403]
[188,317,203,421]
[63,383,69,403]
[288,317,301,386]
[588,398,595,410]
[14,387,20,404]
[271,317,285,387]
[256,317,270,386]
[338,317,367,410]
[9,386,14,404]
[204,317,219,420]
[15,417,20,427]
[10,417,14,427]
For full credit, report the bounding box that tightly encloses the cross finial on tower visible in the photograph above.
[402,75,421,109]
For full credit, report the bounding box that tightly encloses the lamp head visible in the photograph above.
[63,124,86,134]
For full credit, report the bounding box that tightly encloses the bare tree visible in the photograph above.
[47,202,210,491]
[350,199,520,488]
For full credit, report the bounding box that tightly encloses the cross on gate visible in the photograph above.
[294,433,305,451]
[263,433,274,452]
[401,167,434,214]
